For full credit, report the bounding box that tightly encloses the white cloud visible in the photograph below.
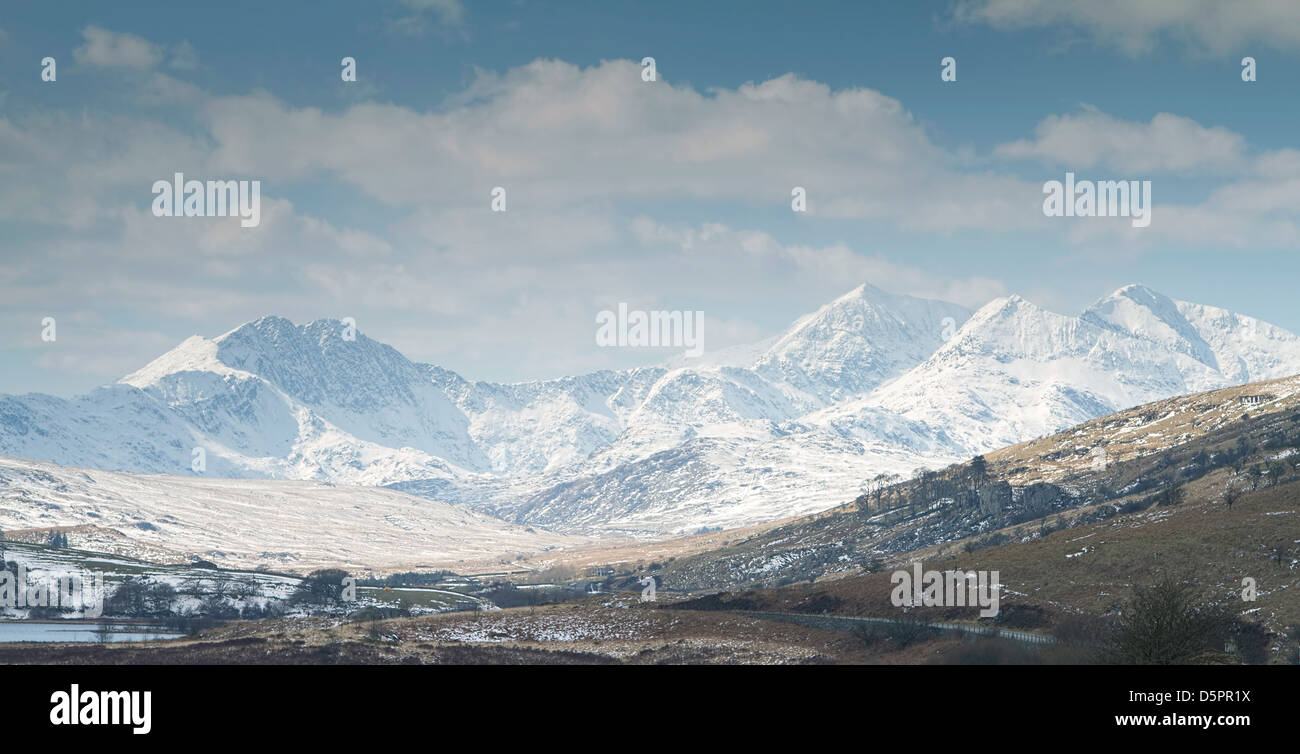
[197,60,1043,232]
[390,0,465,34]
[401,0,464,24]
[139,72,204,103]
[623,218,1006,310]
[952,0,1300,56]
[285,217,1007,378]
[169,40,200,70]
[74,26,163,69]
[995,108,1249,174]
[0,109,210,228]
[994,108,1300,248]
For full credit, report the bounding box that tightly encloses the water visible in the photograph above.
[0,621,184,643]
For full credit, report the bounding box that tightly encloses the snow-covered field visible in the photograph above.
[0,455,582,571]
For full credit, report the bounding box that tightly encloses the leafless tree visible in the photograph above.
[1105,579,1233,665]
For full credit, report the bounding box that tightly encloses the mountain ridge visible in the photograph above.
[2,282,1298,535]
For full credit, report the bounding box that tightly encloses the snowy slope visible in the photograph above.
[0,454,579,571]
[868,289,1300,454]
[1083,284,1300,386]
[753,283,970,404]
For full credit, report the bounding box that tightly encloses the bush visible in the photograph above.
[105,577,150,616]
[1104,580,1233,665]
[145,583,177,615]
[348,606,408,622]
[793,592,844,614]
[1232,621,1271,665]
[240,601,282,619]
[197,595,240,619]
[289,569,351,606]
[1156,486,1186,507]
[480,583,587,608]
[852,618,941,649]
[1119,495,1155,515]
[994,603,1048,630]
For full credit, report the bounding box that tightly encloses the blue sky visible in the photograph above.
[2,0,1299,395]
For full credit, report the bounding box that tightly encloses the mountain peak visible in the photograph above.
[840,281,890,301]
[219,315,307,343]
[119,334,249,388]
[1093,283,1179,313]
[1081,283,1220,369]
[753,283,971,401]
[1111,282,1160,298]
[974,293,1038,319]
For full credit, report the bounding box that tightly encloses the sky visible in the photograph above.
[2,0,1299,396]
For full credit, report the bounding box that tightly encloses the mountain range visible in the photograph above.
[3,282,1298,537]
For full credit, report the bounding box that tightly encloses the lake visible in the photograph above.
[0,621,185,643]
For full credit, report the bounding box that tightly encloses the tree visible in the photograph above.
[197,595,239,619]
[1223,484,1241,509]
[909,467,929,515]
[1105,579,1233,665]
[970,455,988,493]
[289,569,351,606]
[145,583,178,615]
[1274,540,1290,566]
[106,578,150,616]
[1232,436,1255,472]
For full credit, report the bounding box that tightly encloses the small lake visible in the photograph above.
[0,621,185,643]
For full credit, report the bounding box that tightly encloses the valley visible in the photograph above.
[3,371,1297,664]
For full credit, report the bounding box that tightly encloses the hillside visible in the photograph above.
[657,374,1300,603]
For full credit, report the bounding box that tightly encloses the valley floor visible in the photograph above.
[0,594,1076,665]
[0,599,868,664]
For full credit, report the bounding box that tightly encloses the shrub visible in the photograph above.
[289,568,351,606]
[1156,486,1186,507]
[852,618,941,649]
[1104,580,1233,665]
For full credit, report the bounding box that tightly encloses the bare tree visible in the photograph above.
[1105,579,1233,665]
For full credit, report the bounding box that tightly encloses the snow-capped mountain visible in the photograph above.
[869,286,1300,453]
[2,283,1298,538]
[1082,283,1300,386]
[753,283,970,404]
